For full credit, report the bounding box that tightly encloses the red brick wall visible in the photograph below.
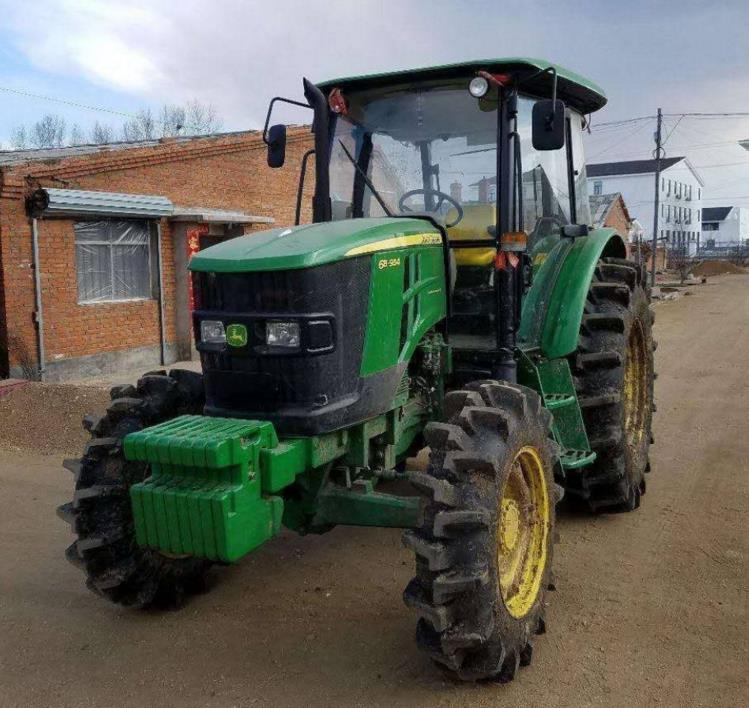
[0,197,38,377]
[603,198,630,237]
[0,130,314,378]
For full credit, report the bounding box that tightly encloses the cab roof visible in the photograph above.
[317,57,607,114]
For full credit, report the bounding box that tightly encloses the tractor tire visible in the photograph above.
[57,369,213,608]
[403,381,560,682]
[568,257,656,513]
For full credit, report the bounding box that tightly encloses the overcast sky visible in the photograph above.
[2,0,749,208]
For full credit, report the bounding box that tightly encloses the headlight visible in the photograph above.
[469,76,489,98]
[266,321,300,348]
[200,319,226,344]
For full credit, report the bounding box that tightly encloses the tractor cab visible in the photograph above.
[266,58,606,379]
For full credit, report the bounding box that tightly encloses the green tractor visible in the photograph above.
[58,58,655,682]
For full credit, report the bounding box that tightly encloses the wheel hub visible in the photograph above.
[623,318,649,452]
[497,446,550,619]
[499,499,521,552]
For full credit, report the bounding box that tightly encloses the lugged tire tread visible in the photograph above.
[565,257,656,512]
[403,381,558,682]
[59,370,212,609]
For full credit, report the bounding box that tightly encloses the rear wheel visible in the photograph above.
[403,381,560,681]
[568,257,656,512]
[57,369,213,608]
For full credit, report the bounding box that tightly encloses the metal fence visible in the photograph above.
[664,242,749,271]
[694,241,749,262]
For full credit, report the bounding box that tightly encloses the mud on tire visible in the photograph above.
[568,257,656,512]
[57,369,212,608]
[403,381,560,682]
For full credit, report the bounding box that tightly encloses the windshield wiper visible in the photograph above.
[337,139,393,217]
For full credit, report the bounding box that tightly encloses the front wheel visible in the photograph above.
[403,381,560,681]
[57,369,213,608]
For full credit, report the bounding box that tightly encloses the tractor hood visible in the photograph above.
[189,217,442,273]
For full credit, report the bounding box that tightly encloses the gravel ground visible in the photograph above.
[0,383,109,456]
[0,274,747,708]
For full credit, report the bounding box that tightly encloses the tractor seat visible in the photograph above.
[446,203,496,267]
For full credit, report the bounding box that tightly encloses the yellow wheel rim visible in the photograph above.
[623,318,648,451]
[497,446,550,619]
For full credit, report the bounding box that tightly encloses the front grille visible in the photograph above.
[193,258,371,425]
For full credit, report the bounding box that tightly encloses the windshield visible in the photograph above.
[328,82,584,239]
[330,84,497,232]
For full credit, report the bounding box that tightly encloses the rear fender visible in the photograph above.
[519,228,626,358]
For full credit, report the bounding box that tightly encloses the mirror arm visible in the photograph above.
[519,66,559,126]
[262,96,311,145]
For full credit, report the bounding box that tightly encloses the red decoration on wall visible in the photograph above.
[187,224,209,311]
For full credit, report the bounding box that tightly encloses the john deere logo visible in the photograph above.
[226,324,248,347]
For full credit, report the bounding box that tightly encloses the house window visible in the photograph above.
[698,188,701,200]
[75,220,153,303]
[593,180,602,196]
[697,209,700,221]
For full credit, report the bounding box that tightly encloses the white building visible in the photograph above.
[701,206,749,247]
[587,157,704,255]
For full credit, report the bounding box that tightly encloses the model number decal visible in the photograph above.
[378,257,402,270]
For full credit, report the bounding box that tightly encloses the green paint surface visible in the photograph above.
[317,57,606,114]
[360,246,446,376]
[519,228,626,358]
[125,416,283,563]
[189,217,441,273]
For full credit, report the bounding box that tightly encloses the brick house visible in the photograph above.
[0,128,312,381]
[589,191,665,271]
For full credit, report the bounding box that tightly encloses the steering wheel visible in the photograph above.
[398,188,464,228]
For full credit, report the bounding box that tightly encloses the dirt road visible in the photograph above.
[1,276,747,708]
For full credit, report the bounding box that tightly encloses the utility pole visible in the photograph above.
[651,108,663,288]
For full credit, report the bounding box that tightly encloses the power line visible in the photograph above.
[664,111,749,118]
[590,115,655,129]
[588,120,651,160]
[662,115,684,146]
[0,85,137,119]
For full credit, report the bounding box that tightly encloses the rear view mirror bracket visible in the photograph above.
[263,96,312,168]
[525,66,566,151]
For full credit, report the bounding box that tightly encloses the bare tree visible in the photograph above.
[8,99,223,151]
[160,104,187,137]
[10,125,28,150]
[69,124,86,146]
[669,243,693,284]
[184,99,222,135]
[122,108,156,142]
[30,114,66,148]
[89,121,114,145]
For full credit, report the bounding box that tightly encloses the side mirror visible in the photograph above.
[532,99,566,151]
[267,124,287,168]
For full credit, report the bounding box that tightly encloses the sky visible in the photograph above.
[1,0,749,208]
